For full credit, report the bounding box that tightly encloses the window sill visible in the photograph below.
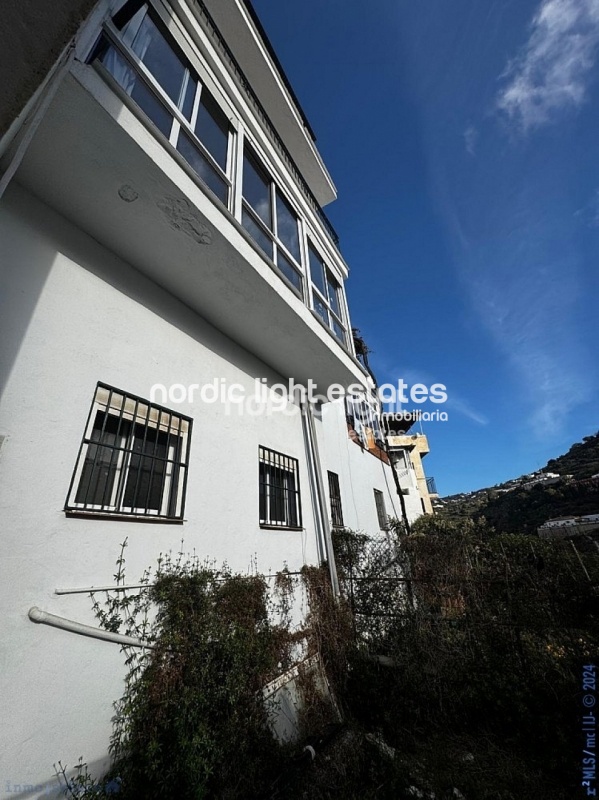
[65,510,185,524]
[259,524,304,531]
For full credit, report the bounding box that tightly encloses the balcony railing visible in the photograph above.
[426,477,438,495]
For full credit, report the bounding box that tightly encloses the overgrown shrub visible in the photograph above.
[58,526,599,799]
[112,567,286,799]
[337,526,599,798]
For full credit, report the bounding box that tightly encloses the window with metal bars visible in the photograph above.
[374,489,389,531]
[259,446,301,528]
[327,471,344,528]
[65,384,191,520]
[345,395,385,450]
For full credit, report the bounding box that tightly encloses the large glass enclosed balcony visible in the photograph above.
[12,1,368,392]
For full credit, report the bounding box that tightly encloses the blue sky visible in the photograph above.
[251,0,599,495]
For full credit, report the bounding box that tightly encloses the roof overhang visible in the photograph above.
[198,0,337,207]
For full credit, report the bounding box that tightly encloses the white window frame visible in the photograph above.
[307,239,348,345]
[241,143,306,295]
[93,1,235,209]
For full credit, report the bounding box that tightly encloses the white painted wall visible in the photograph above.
[318,400,401,534]
[0,3,415,793]
[389,455,426,524]
[0,184,324,795]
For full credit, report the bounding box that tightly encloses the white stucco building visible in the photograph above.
[0,0,432,793]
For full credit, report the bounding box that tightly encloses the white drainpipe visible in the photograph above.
[301,401,340,598]
[28,607,155,649]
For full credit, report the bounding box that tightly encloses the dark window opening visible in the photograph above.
[259,446,301,528]
[67,384,191,520]
[327,471,344,528]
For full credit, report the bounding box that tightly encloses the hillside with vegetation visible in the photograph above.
[439,432,599,535]
[545,432,599,478]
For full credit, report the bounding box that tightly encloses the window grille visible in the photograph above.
[66,384,191,520]
[327,471,344,528]
[346,396,385,449]
[259,446,301,528]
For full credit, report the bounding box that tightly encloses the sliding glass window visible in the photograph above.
[308,243,347,345]
[92,1,232,206]
[242,146,304,293]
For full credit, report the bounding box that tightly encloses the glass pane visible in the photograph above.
[100,43,137,93]
[177,132,228,205]
[270,481,285,524]
[331,316,346,344]
[119,4,146,43]
[259,462,267,522]
[130,79,173,138]
[308,244,326,296]
[277,250,302,291]
[327,271,342,317]
[313,294,329,325]
[75,413,131,506]
[76,452,117,506]
[100,45,173,137]
[242,208,273,259]
[195,91,229,171]
[284,471,298,527]
[275,192,300,261]
[243,151,272,228]
[131,12,186,105]
[181,75,197,120]
[123,423,168,511]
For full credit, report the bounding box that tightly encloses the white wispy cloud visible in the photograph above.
[463,125,479,156]
[467,254,591,438]
[379,366,488,427]
[497,0,599,132]
[574,188,599,227]
[444,396,489,426]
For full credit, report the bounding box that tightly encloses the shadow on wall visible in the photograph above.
[0,180,290,404]
[0,185,57,401]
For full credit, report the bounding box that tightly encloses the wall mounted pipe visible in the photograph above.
[301,401,340,598]
[28,607,155,649]
[55,583,150,595]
